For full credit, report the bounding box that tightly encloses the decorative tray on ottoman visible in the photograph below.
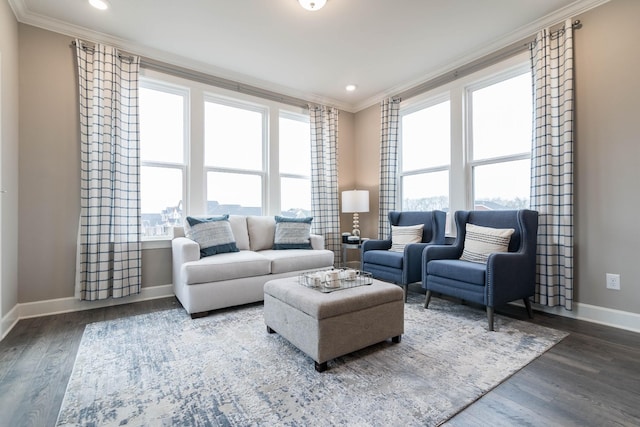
[298,268,373,293]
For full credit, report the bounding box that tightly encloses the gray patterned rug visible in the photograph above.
[56,294,567,426]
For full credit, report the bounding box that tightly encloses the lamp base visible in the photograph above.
[352,213,361,237]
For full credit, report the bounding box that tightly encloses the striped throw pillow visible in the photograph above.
[460,223,515,264]
[389,224,424,252]
[184,215,239,258]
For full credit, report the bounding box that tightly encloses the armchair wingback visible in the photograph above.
[361,210,446,299]
[422,209,538,331]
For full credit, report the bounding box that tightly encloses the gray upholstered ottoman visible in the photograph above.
[263,276,404,372]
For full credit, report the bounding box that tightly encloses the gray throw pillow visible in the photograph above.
[184,215,239,258]
[273,216,313,250]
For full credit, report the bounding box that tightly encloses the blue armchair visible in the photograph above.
[422,209,538,331]
[362,211,446,300]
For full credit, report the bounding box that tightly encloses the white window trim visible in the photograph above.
[139,68,309,244]
[398,51,531,234]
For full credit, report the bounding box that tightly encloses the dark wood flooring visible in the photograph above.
[1,292,638,427]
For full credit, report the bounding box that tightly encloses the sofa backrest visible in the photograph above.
[247,215,276,251]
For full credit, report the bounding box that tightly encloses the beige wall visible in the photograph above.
[352,0,640,315]
[1,0,20,318]
[573,0,640,313]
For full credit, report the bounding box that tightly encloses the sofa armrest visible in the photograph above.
[172,237,200,266]
[310,234,325,250]
[487,252,536,305]
[422,244,461,263]
[362,239,392,252]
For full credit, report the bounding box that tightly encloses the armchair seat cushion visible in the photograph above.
[427,259,486,285]
[363,250,404,269]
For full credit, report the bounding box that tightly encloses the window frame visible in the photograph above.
[139,78,190,243]
[203,94,269,215]
[139,68,310,246]
[397,52,532,235]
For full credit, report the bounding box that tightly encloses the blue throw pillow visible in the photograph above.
[273,216,313,250]
[185,215,239,258]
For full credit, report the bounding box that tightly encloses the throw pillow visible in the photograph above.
[460,223,515,264]
[273,216,313,250]
[389,224,424,252]
[184,215,239,258]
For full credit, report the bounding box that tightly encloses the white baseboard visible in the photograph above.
[1,304,20,341]
[532,301,640,334]
[1,284,174,340]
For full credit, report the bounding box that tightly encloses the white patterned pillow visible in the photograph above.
[389,224,424,252]
[184,215,239,258]
[460,223,515,264]
[273,216,312,250]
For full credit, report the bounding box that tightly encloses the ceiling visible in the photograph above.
[10,0,605,112]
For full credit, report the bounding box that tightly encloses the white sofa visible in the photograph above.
[172,215,335,317]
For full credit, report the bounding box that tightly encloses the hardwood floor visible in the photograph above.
[1,294,638,427]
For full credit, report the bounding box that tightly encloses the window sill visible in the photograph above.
[142,238,172,250]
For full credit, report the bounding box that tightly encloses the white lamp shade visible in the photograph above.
[342,190,369,213]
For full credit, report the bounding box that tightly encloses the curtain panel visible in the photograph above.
[529,20,575,310]
[378,98,401,239]
[310,105,341,264]
[75,40,142,301]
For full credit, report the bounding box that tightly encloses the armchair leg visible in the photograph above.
[523,298,534,319]
[424,291,432,309]
[487,307,495,331]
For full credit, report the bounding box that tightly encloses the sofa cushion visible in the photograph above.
[229,215,250,251]
[273,216,313,249]
[184,215,239,258]
[362,250,404,269]
[427,259,487,285]
[390,224,424,252]
[247,216,276,251]
[259,249,335,274]
[181,251,271,285]
[460,223,515,264]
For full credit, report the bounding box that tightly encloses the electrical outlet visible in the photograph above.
[606,273,621,290]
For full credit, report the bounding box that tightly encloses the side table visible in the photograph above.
[342,240,366,269]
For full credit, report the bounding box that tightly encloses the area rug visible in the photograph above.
[56,295,567,426]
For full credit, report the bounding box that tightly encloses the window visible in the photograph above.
[469,71,532,210]
[279,112,311,218]
[139,83,187,238]
[139,69,311,241]
[204,99,266,215]
[399,99,450,213]
[399,53,532,233]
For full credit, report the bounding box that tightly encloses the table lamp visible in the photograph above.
[341,190,369,237]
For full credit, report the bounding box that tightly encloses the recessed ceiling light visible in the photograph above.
[345,84,357,92]
[298,0,327,12]
[89,0,109,10]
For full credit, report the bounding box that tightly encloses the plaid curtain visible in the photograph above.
[310,105,341,264]
[530,20,574,310]
[75,40,142,300]
[378,98,401,239]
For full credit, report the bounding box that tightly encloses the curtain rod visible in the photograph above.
[71,40,312,110]
[140,57,311,110]
[394,20,582,102]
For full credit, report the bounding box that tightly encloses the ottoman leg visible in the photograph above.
[315,361,328,373]
[267,326,275,334]
[392,335,401,344]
